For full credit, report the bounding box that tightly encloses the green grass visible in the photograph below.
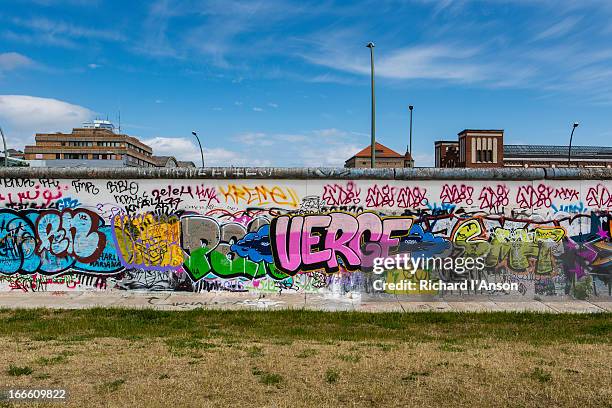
[7,365,32,376]
[36,355,68,366]
[259,372,283,386]
[0,309,609,345]
[251,366,283,386]
[529,367,553,383]
[98,379,126,393]
[337,353,361,363]
[325,368,340,384]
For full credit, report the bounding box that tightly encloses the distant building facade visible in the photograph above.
[345,142,414,168]
[150,156,196,168]
[435,129,612,168]
[24,120,158,168]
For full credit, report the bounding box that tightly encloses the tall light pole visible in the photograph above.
[367,42,376,168]
[192,131,204,167]
[0,127,7,167]
[567,122,579,167]
[408,105,414,167]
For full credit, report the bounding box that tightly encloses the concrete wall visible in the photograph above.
[0,167,610,299]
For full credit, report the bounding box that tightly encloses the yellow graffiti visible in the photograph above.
[486,226,565,274]
[219,184,299,208]
[451,218,490,259]
[114,214,183,269]
[384,268,437,295]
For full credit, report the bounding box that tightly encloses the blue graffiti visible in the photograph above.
[0,209,122,275]
[399,224,452,258]
[230,224,273,263]
[552,202,587,214]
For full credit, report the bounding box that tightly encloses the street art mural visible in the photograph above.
[0,175,610,299]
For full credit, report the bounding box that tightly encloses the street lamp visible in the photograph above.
[408,105,414,167]
[0,127,7,167]
[192,131,204,167]
[567,122,579,167]
[366,42,376,168]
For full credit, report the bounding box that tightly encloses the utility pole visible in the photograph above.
[192,131,205,167]
[408,105,414,167]
[0,127,7,167]
[567,122,579,166]
[367,42,376,168]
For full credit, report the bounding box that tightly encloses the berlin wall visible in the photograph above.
[0,166,610,300]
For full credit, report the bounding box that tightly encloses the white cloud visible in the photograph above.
[252,107,263,112]
[234,101,243,106]
[142,136,271,166]
[154,99,163,104]
[311,128,348,138]
[0,95,92,147]
[142,126,367,167]
[88,63,101,69]
[234,132,274,146]
[267,102,279,108]
[0,52,35,72]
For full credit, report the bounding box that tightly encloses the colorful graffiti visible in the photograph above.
[0,176,610,299]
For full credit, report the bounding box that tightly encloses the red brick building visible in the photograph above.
[435,129,612,168]
[345,142,414,168]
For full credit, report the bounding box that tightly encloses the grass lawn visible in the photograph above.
[0,309,610,407]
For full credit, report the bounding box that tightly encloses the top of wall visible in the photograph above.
[0,167,610,180]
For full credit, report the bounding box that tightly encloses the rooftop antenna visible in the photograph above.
[118,110,121,132]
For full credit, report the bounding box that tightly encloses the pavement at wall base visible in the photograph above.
[0,291,609,313]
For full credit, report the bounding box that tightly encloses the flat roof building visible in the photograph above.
[24,120,158,168]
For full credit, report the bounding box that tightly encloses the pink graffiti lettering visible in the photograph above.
[195,185,220,205]
[440,184,474,205]
[396,186,428,208]
[516,184,553,209]
[586,184,612,208]
[365,185,395,207]
[554,187,580,201]
[479,185,510,210]
[322,182,361,206]
[271,212,413,274]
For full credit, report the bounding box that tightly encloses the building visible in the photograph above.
[24,120,158,168]
[150,156,196,168]
[434,129,612,168]
[5,148,25,159]
[345,142,414,168]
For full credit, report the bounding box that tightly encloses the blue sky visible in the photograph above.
[1,0,611,166]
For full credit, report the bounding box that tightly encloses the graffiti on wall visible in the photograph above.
[0,176,610,299]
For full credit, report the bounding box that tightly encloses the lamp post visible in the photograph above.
[567,122,579,167]
[366,42,376,168]
[0,127,7,167]
[408,105,414,167]
[192,131,204,167]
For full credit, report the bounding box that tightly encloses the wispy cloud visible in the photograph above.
[534,16,581,41]
[6,17,125,48]
[0,52,36,73]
